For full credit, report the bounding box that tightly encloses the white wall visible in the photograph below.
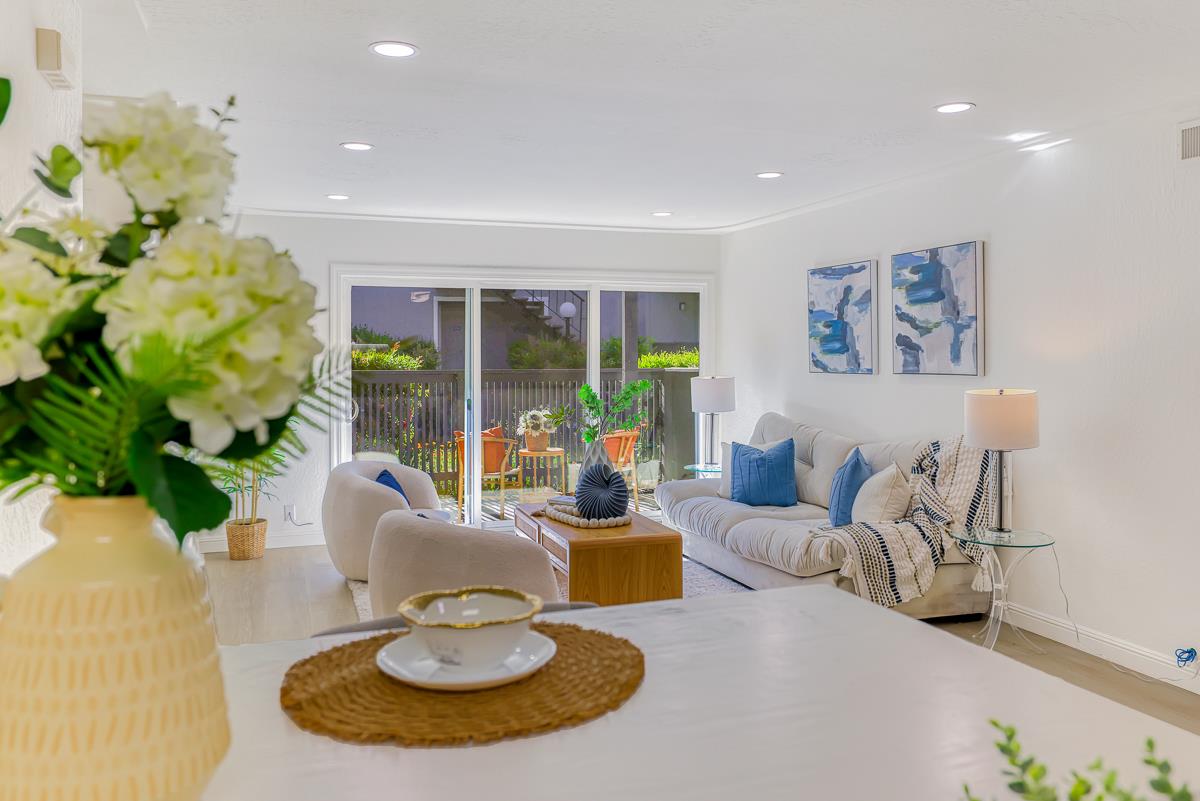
[0,0,82,575]
[718,102,1200,683]
[204,213,719,550]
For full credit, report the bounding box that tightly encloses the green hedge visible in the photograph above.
[351,350,424,370]
[638,347,699,368]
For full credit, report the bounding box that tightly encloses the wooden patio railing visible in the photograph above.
[351,368,697,495]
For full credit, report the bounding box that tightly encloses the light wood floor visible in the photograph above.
[203,545,1200,734]
[204,545,358,646]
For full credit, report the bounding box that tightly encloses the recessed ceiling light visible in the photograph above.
[651,211,673,217]
[340,141,374,151]
[936,102,975,114]
[1019,138,1071,152]
[1006,131,1047,143]
[369,41,418,58]
[756,171,784,179]
[326,193,350,200]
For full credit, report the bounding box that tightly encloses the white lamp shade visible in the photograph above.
[691,376,736,413]
[964,389,1039,451]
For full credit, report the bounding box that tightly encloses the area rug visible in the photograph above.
[346,556,748,623]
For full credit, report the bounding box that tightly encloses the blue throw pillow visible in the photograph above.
[828,448,872,526]
[730,440,797,507]
[375,469,410,504]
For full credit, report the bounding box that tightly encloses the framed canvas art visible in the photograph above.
[808,260,875,374]
[891,240,983,375]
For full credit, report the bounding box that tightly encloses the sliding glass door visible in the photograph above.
[478,287,589,523]
[349,285,472,520]
[599,291,700,502]
[336,270,710,528]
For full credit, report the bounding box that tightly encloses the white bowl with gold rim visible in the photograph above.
[397,586,543,672]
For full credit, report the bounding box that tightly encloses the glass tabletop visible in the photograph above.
[684,464,722,474]
[952,528,1054,548]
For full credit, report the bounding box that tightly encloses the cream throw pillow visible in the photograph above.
[850,463,912,523]
[719,438,790,498]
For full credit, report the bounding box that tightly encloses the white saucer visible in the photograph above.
[376,630,557,691]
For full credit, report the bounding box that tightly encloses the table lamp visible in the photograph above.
[963,388,1039,534]
[691,376,735,470]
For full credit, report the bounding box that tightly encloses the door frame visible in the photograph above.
[330,263,717,526]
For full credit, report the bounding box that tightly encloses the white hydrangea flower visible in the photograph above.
[0,249,72,385]
[85,93,235,221]
[96,223,322,454]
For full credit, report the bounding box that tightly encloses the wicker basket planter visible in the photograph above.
[226,518,267,560]
[524,431,550,452]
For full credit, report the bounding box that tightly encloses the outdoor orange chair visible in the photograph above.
[602,428,642,511]
[454,426,519,521]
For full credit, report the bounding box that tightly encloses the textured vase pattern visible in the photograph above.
[575,464,629,519]
[0,497,230,801]
[575,439,614,492]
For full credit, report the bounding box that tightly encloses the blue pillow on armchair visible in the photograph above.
[375,469,411,504]
[828,448,872,526]
[730,440,797,507]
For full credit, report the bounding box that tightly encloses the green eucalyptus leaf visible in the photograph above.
[0,78,11,127]
[42,301,104,346]
[12,226,68,257]
[215,411,294,461]
[101,220,151,267]
[128,430,231,542]
[35,170,74,199]
[34,145,82,199]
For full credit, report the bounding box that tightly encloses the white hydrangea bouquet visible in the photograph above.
[516,408,559,436]
[0,93,337,539]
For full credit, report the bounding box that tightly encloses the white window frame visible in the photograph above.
[330,263,717,527]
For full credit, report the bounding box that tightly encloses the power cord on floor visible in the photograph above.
[1044,544,1200,686]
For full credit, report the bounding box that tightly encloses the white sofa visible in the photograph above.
[654,412,989,619]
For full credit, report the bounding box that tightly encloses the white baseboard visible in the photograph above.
[195,527,326,554]
[1006,602,1200,695]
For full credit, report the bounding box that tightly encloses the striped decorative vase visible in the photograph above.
[0,496,230,800]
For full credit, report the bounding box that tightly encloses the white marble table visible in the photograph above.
[205,586,1200,800]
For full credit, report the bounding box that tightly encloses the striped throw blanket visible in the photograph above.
[810,437,997,607]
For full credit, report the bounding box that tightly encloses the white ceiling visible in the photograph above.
[83,0,1200,231]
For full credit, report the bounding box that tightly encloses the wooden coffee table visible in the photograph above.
[514,503,682,606]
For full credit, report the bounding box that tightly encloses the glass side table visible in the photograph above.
[684,464,722,477]
[950,528,1055,651]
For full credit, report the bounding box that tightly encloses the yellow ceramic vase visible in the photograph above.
[0,496,230,800]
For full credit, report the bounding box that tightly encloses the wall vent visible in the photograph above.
[35,28,75,90]
[1183,123,1200,161]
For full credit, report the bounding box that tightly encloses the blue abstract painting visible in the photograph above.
[891,241,983,375]
[808,260,874,374]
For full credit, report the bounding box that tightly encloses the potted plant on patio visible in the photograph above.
[576,380,653,477]
[517,407,567,451]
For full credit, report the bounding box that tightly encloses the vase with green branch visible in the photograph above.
[575,380,653,484]
[0,93,348,799]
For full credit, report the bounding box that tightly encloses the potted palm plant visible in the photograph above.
[213,442,290,560]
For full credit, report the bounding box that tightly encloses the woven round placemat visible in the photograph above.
[280,622,644,747]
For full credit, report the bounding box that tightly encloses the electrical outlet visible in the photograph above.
[282,504,313,527]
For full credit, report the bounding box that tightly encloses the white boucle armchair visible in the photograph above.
[367,511,558,619]
[321,460,448,580]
